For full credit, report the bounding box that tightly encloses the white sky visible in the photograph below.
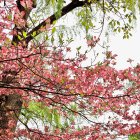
[64,15,140,70]
[109,16,140,70]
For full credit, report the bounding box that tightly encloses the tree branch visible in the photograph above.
[23,0,87,44]
[12,0,36,46]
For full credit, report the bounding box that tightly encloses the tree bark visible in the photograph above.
[0,94,22,135]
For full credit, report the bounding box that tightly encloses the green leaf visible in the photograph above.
[76,46,81,51]
[44,107,52,123]
[23,31,27,38]
[31,31,36,37]
[7,14,12,20]
[46,35,48,40]
[71,104,77,111]
[52,27,56,34]
[123,35,126,39]
[118,28,121,32]
[117,21,120,25]
[51,36,54,43]
[53,109,61,128]
[59,33,64,45]
[18,35,22,40]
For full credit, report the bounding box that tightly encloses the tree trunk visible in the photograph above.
[0,94,22,135]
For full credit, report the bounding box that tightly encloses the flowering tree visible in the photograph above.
[0,0,140,139]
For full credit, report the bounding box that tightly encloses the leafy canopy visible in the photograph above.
[0,0,140,139]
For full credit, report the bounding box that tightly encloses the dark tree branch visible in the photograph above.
[12,0,36,46]
[22,0,88,45]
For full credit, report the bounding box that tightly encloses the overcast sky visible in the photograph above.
[109,16,140,70]
[63,14,140,70]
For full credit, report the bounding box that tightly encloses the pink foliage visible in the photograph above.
[0,0,140,139]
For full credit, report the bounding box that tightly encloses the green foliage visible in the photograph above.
[55,0,64,18]
[129,133,140,140]
[33,0,140,45]
[21,101,62,129]
[78,7,94,33]
[21,101,79,131]
[22,31,27,38]
[106,0,138,39]
[125,0,136,12]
